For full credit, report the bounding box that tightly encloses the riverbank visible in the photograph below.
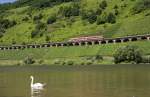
[0,41,149,66]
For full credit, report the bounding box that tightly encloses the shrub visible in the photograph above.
[31,29,39,38]
[66,60,74,65]
[94,55,103,60]
[142,56,150,63]
[45,35,50,42]
[31,0,75,9]
[33,14,43,21]
[96,8,102,15]
[22,16,29,21]
[35,22,46,30]
[31,21,47,38]
[58,3,80,17]
[53,59,62,65]
[0,19,16,29]
[107,12,116,23]
[114,45,143,64]
[0,28,5,38]
[132,0,150,14]
[38,60,44,64]
[24,56,35,65]
[114,5,118,9]
[47,15,57,24]
[99,0,107,9]
[86,60,93,65]
[96,12,107,25]
[81,10,97,24]
[114,9,119,15]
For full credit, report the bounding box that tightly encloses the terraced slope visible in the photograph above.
[0,0,149,45]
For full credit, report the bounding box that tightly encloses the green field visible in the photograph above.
[0,41,149,65]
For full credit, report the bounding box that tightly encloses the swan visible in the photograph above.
[30,75,46,89]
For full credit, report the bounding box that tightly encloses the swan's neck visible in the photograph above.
[31,77,34,87]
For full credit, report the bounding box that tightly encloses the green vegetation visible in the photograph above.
[0,0,149,44]
[0,0,149,65]
[114,45,142,64]
[0,41,149,65]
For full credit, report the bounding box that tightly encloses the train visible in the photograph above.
[68,36,104,42]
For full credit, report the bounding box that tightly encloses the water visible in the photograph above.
[0,64,150,97]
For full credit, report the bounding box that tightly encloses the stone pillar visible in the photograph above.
[79,42,81,46]
[121,39,124,43]
[85,42,88,46]
[137,37,141,40]
[129,38,132,41]
[98,41,102,45]
[106,40,109,44]
[61,44,64,47]
[72,43,75,46]
[92,41,95,45]
[55,44,58,47]
[113,40,116,44]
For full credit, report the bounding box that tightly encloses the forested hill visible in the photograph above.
[0,0,150,45]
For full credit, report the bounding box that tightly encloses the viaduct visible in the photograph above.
[0,34,150,50]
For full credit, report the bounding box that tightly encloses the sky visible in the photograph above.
[0,0,16,4]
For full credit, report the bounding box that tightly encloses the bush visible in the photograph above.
[36,22,46,30]
[107,12,116,23]
[66,60,74,65]
[142,56,150,63]
[81,10,97,24]
[0,19,17,29]
[24,56,35,65]
[47,15,57,24]
[0,28,5,38]
[94,55,103,60]
[96,12,107,24]
[114,45,143,64]
[33,14,43,21]
[96,8,102,15]
[31,22,47,38]
[86,60,93,65]
[31,0,75,9]
[22,16,29,21]
[31,29,40,38]
[99,0,107,9]
[58,3,80,17]
[132,0,150,14]
[53,59,62,65]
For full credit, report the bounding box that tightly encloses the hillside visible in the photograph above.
[0,0,150,45]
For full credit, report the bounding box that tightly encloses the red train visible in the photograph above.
[68,36,104,42]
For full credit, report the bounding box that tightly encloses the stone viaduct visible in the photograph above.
[0,34,149,50]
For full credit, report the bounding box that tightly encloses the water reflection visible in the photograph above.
[31,88,44,97]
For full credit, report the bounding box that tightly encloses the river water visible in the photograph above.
[0,64,150,97]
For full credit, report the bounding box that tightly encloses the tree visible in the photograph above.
[58,3,80,17]
[132,0,150,14]
[47,15,56,24]
[99,0,107,9]
[24,55,35,65]
[107,12,116,23]
[81,10,97,24]
[114,45,143,64]
[96,12,107,25]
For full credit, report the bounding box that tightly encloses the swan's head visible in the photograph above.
[30,75,33,79]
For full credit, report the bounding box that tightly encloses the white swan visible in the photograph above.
[30,75,46,89]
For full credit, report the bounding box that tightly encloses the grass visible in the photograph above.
[0,41,149,65]
[0,0,150,44]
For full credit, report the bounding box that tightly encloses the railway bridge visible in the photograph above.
[0,34,149,50]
